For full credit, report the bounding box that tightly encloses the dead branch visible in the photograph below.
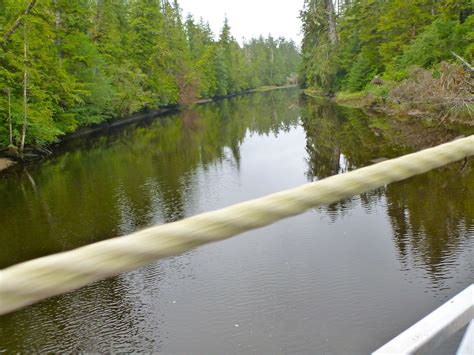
[452,52,474,73]
[1,0,37,47]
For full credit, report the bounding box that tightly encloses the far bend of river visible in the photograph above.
[0,90,473,354]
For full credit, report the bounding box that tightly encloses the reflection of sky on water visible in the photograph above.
[0,91,472,353]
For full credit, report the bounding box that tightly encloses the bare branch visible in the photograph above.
[1,0,38,47]
[452,52,474,73]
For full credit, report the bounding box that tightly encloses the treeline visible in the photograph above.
[300,0,473,93]
[0,0,300,149]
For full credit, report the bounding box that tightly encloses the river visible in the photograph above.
[0,90,473,353]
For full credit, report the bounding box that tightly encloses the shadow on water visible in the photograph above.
[0,90,472,353]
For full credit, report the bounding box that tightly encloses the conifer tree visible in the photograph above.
[0,0,301,148]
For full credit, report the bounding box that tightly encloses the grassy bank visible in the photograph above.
[306,63,474,126]
[250,85,299,93]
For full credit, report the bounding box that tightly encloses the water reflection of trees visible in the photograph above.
[385,164,473,285]
[301,97,474,283]
[300,99,396,220]
[300,99,408,180]
[0,90,301,268]
[0,90,302,350]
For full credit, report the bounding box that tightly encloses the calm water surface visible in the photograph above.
[0,90,473,353]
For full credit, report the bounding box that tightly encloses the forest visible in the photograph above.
[0,0,300,151]
[300,0,473,121]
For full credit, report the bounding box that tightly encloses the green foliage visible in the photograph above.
[300,0,339,92]
[300,0,473,94]
[399,18,473,69]
[345,52,376,92]
[0,0,300,148]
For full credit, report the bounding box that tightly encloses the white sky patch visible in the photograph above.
[178,0,304,45]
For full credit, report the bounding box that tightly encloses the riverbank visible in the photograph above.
[304,88,388,112]
[305,88,474,126]
[250,85,298,93]
[305,63,474,126]
[0,85,299,173]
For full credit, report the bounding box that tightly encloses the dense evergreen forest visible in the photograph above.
[0,0,300,150]
[300,0,473,121]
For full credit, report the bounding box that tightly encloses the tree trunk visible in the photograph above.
[20,24,28,155]
[270,47,274,82]
[326,0,338,45]
[53,0,62,67]
[7,88,13,146]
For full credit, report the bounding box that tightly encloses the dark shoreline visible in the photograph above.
[0,86,299,173]
[58,85,299,142]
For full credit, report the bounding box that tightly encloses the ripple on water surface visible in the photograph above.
[0,91,473,353]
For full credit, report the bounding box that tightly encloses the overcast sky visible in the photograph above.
[178,0,305,44]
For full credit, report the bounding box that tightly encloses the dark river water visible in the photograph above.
[0,90,473,353]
